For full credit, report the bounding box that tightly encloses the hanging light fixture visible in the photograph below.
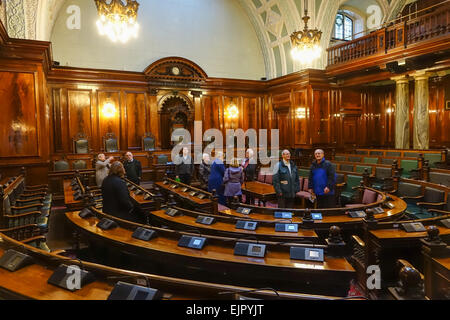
[290,0,322,65]
[95,0,140,43]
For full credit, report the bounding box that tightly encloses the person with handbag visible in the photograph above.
[224,158,245,206]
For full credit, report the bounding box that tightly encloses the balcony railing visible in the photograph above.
[327,1,450,67]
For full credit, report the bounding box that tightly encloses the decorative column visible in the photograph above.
[148,88,159,148]
[191,91,202,122]
[392,75,410,149]
[412,72,430,149]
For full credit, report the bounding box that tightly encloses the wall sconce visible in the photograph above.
[225,103,239,120]
[295,107,306,119]
[386,108,394,114]
[102,101,117,118]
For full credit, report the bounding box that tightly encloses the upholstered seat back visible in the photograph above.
[335,155,346,162]
[369,151,383,156]
[429,172,450,187]
[423,187,445,203]
[143,137,155,151]
[404,152,420,158]
[356,165,371,174]
[75,139,89,154]
[345,175,362,192]
[424,153,442,168]
[348,156,362,163]
[298,168,310,177]
[336,173,345,184]
[3,196,11,215]
[355,150,368,155]
[386,151,401,157]
[362,189,377,204]
[375,167,392,179]
[400,160,418,176]
[265,174,273,184]
[54,160,70,171]
[381,158,395,165]
[257,171,265,183]
[73,160,87,170]
[340,164,354,172]
[105,138,118,152]
[157,154,168,164]
[364,157,378,164]
[397,182,422,197]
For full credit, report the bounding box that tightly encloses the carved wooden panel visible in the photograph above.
[0,71,38,157]
[52,88,63,153]
[125,92,147,149]
[343,116,358,145]
[68,90,92,150]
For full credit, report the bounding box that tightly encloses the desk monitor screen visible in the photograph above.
[236,207,252,215]
[178,235,206,250]
[197,194,206,199]
[441,218,450,228]
[165,208,179,217]
[234,242,266,258]
[349,211,366,218]
[311,213,323,220]
[170,184,178,189]
[275,223,298,233]
[196,216,215,225]
[180,187,188,192]
[0,250,33,272]
[402,222,426,233]
[372,207,384,214]
[290,247,324,262]
[162,181,169,185]
[189,191,197,197]
[274,211,292,219]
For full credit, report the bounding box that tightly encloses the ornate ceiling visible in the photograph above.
[0,0,408,78]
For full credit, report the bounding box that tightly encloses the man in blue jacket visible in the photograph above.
[308,149,336,208]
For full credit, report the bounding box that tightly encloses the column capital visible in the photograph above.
[391,75,409,84]
[190,90,202,98]
[411,70,431,81]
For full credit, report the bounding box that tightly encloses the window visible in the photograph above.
[334,12,353,40]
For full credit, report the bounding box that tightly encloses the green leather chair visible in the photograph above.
[73,133,89,154]
[363,157,379,164]
[73,160,87,170]
[104,133,119,152]
[142,133,156,151]
[340,174,363,204]
[400,159,418,178]
[54,160,70,171]
[424,153,442,168]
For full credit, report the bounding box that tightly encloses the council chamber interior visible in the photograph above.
[0,0,449,301]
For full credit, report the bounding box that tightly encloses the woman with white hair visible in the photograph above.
[95,153,114,187]
[198,153,211,189]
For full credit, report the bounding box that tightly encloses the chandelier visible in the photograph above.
[95,0,140,43]
[290,1,322,64]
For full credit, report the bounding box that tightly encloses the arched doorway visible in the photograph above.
[158,95,194,149]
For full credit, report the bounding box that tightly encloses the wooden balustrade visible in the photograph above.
[327,1,450,67]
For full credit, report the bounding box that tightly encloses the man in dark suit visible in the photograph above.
[123,152,142,185]
[242,148,257,204]
[175,147,194,185]
[273,149,300,208]
[101,161,141,222]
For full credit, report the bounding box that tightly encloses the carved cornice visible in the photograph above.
[144,56,208,82]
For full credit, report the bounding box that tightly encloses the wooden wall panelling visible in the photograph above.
[313,88,330,145]
[148,91,159,149]
[125,92,148,150]
[67,89,93,153]
[293,90,308,146]
[0,71,39,158]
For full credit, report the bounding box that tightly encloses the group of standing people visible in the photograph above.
[187,149,257,206]
[95,152,143,222]
[272,149,336,209]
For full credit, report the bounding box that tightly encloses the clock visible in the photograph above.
[171,66,180,75]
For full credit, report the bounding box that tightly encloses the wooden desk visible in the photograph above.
[155,181,213,210]
[149,208,319,243]
[0,247,113,300]
[63,179,84,210]
[368,224,450,283]
[219,193,407,231]
[65,211,355,296]
[241,181,276,206]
